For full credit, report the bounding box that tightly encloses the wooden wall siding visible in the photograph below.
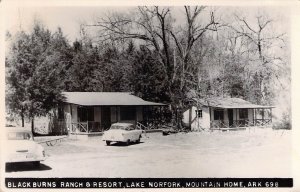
[71,104,78,123]
[94,106,101,122]
[110,106,118,123]
[136,106,143,122]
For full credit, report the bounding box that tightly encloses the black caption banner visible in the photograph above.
[5,178,293,188]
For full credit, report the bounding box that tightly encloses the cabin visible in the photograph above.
[182,97,274,131]
[56,92,166,134]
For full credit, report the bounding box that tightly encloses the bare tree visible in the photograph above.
[88,6,221,99]
[229,12,286,104]
[89,7,172,77]
[77,6,224,128]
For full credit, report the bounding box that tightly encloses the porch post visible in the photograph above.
[188,107,192,129]
[270,108,272,123]
[253,108,255,126]
[160,106,162,123]
[86,107,89,123]
[146,106,149,126]
[116,106,118,122]
[87,121,88,133]
[209,107,212,128]
[254,109,257,126]
[135,106,137,124]
[236,108,238,125]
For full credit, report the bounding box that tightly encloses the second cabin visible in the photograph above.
[182,97,274,131]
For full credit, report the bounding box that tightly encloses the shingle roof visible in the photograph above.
[62,92,166,106]
[196,97,274,109]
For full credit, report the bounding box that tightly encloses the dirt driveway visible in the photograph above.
[5,128,292,178]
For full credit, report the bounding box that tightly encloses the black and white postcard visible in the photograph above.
[0,0,299,191]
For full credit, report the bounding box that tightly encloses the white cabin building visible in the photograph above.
[182,97,274,131]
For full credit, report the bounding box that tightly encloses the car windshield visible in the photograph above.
[7,132,32,140]
[110,125,134,131]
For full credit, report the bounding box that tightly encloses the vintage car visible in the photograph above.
[102,123,143,146]
[5,128,46,167]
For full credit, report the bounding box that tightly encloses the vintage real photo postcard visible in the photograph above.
[0,0,299,191]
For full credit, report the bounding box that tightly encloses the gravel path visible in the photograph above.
[5,128,292,178]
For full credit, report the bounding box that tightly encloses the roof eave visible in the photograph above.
[63,102,166,106]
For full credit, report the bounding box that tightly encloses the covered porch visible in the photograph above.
[68,105,166,133]
[205,97,274,130]
[61,92,166,134]
[210,108,273,129]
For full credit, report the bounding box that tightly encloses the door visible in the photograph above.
[228,109,233,127]
[101,107,111,130]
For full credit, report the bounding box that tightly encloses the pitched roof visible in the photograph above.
[196,97,274,109]
[62,92,166,106]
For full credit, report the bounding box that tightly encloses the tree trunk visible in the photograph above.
[21,113,24,127]
[188,107,192,129]
[31,117,35,138]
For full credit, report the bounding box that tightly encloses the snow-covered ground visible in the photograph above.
[5,127,292,178]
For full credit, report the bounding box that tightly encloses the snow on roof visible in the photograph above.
[62,92,166,106]
[196,97,274,109]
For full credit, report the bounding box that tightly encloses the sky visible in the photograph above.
[4,5,290,43]
[5,7,123,42]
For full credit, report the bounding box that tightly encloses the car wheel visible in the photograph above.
[33,161,40,167]
[126,139,130,146]
[106,141,111,146]
[136,135,141,143]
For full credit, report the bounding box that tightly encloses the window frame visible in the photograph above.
[195,109,203,118]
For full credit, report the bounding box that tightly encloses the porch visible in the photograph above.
[69,118,168,134]
[210,107,273,129]
[61,92,167,134]
[69,121,107,133]
[210,119,272,129]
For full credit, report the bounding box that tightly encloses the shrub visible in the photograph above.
[272,112,291,130]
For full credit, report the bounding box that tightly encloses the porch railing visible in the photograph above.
[254,119,272,127]
[138,119,170,130]
[70,121,107,133]
[211,119,272,129]
[136,122,148,130]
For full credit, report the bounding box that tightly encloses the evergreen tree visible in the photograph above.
[132,46,170,103]
[6,22,69,131]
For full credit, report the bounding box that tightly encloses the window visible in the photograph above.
[214,109,224,120]
[120,106,136,120]
[195,110,202,118]
[239,109,248,119]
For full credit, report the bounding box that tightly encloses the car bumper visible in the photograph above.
[6,153,46,163]
[102,136,127,142]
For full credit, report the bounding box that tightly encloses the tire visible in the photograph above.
[33,161,40,167]
[136,135,141,143]
[126,139,130,146]
[106,141,111,146]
